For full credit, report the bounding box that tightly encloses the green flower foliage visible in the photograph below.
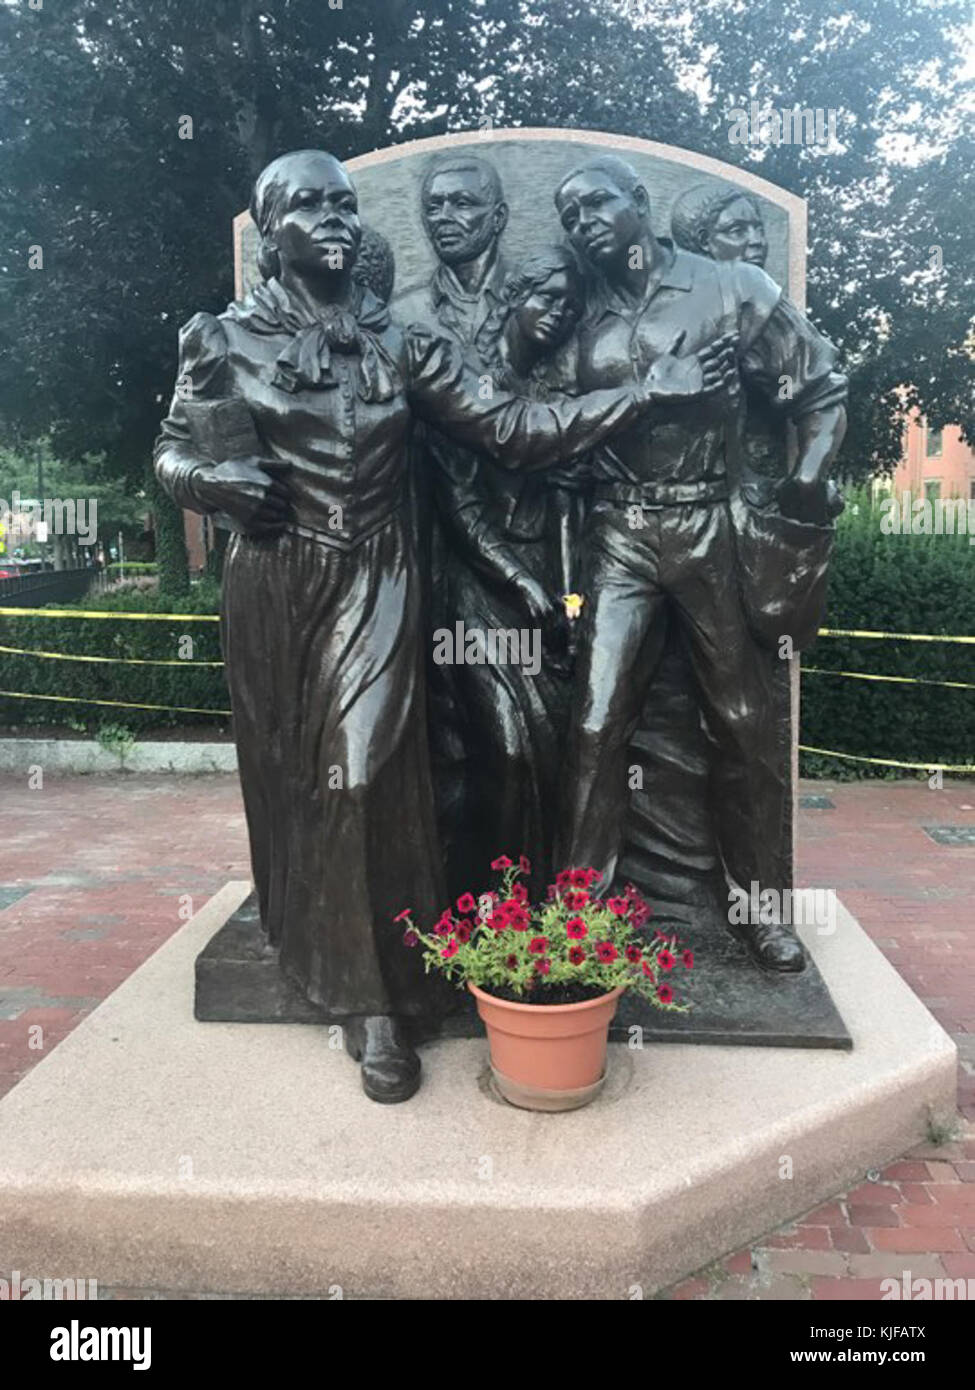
[397,860,693,1010]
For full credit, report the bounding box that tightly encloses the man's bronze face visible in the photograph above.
[704,196,767,267]
[422,170,506,266]
[513,269,581,351]
[272,153,362,279]
[556,171,647,269]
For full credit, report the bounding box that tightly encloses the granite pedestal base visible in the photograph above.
[0,883,955,1299]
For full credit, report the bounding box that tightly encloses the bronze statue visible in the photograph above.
[671,184,769,267]
[552,155,847,972]
[618,184,779,932]
[155,149,736,1102]
[397,156,591,895]
[434,245,590,894]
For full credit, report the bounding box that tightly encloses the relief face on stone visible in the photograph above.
[160,133,848,1100]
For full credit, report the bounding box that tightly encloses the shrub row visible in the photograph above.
[799,491,975,778]
[0,579,228,735]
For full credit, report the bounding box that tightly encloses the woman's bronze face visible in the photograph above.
[271,153,362,280]
[512,269,581,351]
[703,196,767,267]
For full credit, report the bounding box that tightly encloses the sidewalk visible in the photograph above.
[1,772,972,1299]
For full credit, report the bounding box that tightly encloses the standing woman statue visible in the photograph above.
[436,246,589,893]
[154,150,733,1103]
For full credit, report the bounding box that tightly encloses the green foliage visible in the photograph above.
[105,562,157,577]
[0,0,970,494]
[0,581,228,734]
[0,442,147,550]
[799,490,975,778]
[400,861,693,1008]
[95,722,137,762]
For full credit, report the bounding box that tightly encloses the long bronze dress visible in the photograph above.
[432,333,584,898]
[154,277,649,1019]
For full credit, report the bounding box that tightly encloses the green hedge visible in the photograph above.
[0,580,229,735]
[105,561,158,578]
[799,490,975,778]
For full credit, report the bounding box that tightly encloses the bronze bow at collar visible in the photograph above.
[228,279,402,402]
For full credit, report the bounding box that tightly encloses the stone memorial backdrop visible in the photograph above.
[232,128,805,903]
[235,128,803,305]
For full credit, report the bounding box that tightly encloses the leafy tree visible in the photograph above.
[0,0,971,593]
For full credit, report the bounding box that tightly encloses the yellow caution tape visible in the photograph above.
[801,667,975,691]
[818,627,975,644]
[0,690,230,716]
[799,744,975,774]
[0,610,971,643]
[0,644,223,668]
[0,607,219,622]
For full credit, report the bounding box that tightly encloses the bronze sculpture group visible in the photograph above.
[156,146,846,1103]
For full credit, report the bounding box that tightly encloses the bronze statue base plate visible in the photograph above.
[195,892,852,1050]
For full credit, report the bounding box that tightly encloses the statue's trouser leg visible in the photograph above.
[558,503,786,902]
[665,506,785,902]
[557,509,671,888]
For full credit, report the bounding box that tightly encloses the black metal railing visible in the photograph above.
[0,567,96,607]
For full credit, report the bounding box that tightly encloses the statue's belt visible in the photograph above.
[592,480,729,508]
[239,507,404,553]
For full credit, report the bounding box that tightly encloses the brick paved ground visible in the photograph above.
[0,771,972,1299]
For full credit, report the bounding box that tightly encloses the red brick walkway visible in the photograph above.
[0,771,972,1299]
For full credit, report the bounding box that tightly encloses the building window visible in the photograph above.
[926,425,943,457]
[924,479,941,502]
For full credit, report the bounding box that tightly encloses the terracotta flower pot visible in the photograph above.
[469,982,625,1112]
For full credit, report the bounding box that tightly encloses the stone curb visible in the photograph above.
[0,738,237,775]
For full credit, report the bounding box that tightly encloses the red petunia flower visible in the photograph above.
[641,961,655,981]
[456,892,477,914]
[555,869,573,892]
[566,917,588,940]
[504,904,530,931]
[563,889,589,909]
[403,929,419,947]
[682,950,694,970]
[658,949,675,972]
[454,922,472,944]
[569,868,590,889]
[487,911,508,932]
[595,941,618,963]
[510,882,528,904]
[568,945,586,966]
[505,954,518,970]
[657,984,673,1004]
[625,944,642,963]
[441,941,459,959]
[491,855,513,870]
[433,922,453,939]
[528,936,548,955]
[518,854,531,875]
[393,908,413,923]
[534,958,551,975]
[607,896,629,915]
